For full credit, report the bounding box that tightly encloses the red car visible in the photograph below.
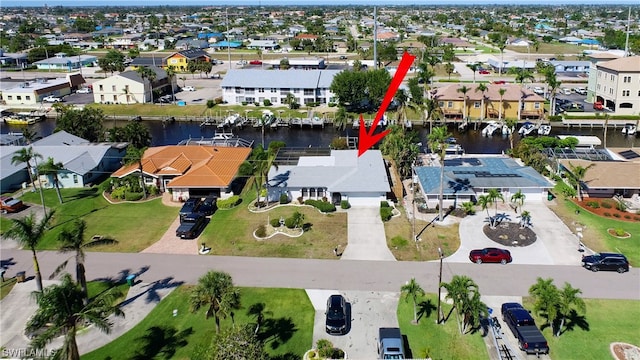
[479,70,490,75]
[249,60,262,65]
[493,80,507,85]
[469,247,512,264]
[0,196,26,214]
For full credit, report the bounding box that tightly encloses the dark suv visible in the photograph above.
[325,294,347,335]
[198,196,217,216]
[582,253,629,273]
[176,213,206,239]
[179,198,202,221]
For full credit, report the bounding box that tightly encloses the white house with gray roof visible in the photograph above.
[0,131,128,193]
[220,69,339,106]
[267,150,390,206]
[92,66,175,104]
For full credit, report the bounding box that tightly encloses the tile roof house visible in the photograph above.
[267,150,390,206]
[415,156,553,209]
[433,83,545,121]
[0,131,128,193]
[558,154,640,200]
[111,145,252,201]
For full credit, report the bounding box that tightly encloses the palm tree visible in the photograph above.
[427,126,452,222]
[475,83,488,129]
[504,118,518,150]
[50,219,118,304]
[334,106,350,131]
[441,275,486,334]
[417,61,435,99]
[165,65,177,105]
[510,189,526,213]
[124,146,148,199]
[12,147,42,191]
[466,63,480,84]
[566,162,595,202]
[38,157,64,204]
[519,210,532,228]
[544,69,561,116]
[496,40,507,77]
[457,85,470,121]
[444,62,455,80]
[27,273,124,360]
[487,188,504,221]
[5,211,55,292]
[394,89,409,126]
[556,283,586,337]
[529,277,561,334]
[190,271,241,333]
[401,278,425,324]
[498,88,507,121]
[136,66,157,104]
[477,194,494,227]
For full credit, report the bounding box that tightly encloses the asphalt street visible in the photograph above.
[1,249,638,300]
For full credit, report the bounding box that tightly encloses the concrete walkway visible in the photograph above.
[340,206,396,261]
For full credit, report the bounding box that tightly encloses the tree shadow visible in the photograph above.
[416,299,436,322]
[66,188,101,200]
[559,309,590,335]
[302,222,313,232]
[129,325,193,360]
[257,317,297,350]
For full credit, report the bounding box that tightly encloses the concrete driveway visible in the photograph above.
[307,289,400,358]
[341,207,395,261]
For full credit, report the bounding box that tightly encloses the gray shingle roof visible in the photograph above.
[221,69,341,89]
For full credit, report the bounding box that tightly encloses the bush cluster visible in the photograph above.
[340,200,351,209]
[111,187,126,200]
[586,201,600,208]
[279,193,289,204]
[125,192,143,201]
[380,201,393,221]
[217,195,240,209]
[304,199,336,213]
[601,201,613,209]
[270,218,281,227]
[316,339,345,359]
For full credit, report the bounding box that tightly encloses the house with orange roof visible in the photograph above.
[295,34,318,42]
[111,145,251,201]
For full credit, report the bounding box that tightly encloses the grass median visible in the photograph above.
[82,286,314,360]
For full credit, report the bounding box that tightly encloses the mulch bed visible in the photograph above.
[483,222,537,247]
[575,199,640,223]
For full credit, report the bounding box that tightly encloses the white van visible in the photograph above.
[562,88,572,95]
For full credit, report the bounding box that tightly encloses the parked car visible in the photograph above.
[582,253,629,273]
[469,247,512,264]
[594,101,604,110]
[325,294,348,335]
[76,87,92,94]
[179,197,202,221]
[236,60,247,65]
[182,86,196,92]
[175,213,206,239]
[0,196,26,213]
[339,55,348,60]
[158,94,176,103]
[574,87,587,95]
[533,87,544,95]
[493,80,506,85]
[42,95,62,103]
[564,102,584,112]
[479,70,490,75]
[249,60,262,65]
[501,302,549,355]
[198,196,218,216]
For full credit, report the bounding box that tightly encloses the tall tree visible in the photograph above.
[466,63,480,84]
[136,66,157,104]
[529,277,561,335]
[566,162,595,202]
[97,49,125,76]
[207,324,267,360]
[333,106,350,131]
[401,278,425,324]
[441,275,487,334]
[510,189,526,213]
[11,147,42,191]
[123,146,148,199]
[427,126,451,221]
[498,88,507,121]
[27,273,124,360]
[50,219,118,304]
[444,62,455,80]
[38,157,64,204]
[54,105,105,142]
[190,271,241,333]
[544,67,561,116]
[380,126,420,179]
[475,83,488,129]
[165,65,177,105]
[504,118,518,150]
[477,194,494,227]
[487,188,504,222]
[5,211,55,292]
[556,282,586,337]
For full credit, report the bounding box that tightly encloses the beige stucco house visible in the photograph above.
[594,56,640,116]
[92,66,176,104]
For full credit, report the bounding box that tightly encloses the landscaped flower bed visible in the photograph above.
[577,198,640,223]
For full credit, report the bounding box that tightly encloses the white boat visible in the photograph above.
[444,144,465,158]
[458,121,468,132]
[213,132,235,140]
[518,122,536,136]
[621,123,637,136]
[481,121,501,137]
[218,113,240,128]
[501,124,514,136]
[537,124,552,136]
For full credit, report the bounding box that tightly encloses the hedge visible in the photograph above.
[380,207,393,221]
[125,192,143,201]
[270,217,281,227]
[304,199,336,213]
[217,195,241,209]
[340,200,351,209]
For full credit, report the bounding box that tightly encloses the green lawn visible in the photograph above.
[82,286,314,360]
[0,216,12,235]
[507,42,585,55]
[0,278,17,301]
[398,293,488,360]
[548,188,640,266]
[522,297,640,360]
[200,191,348,259]
[18,187,177,252]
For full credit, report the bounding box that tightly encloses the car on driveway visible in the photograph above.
[1,196,26,213]
[582,253,629,273]
[176,213,207,239]
[179,197,202,221]
[182,86,196,92]
[479,70,490,75]
[198,196,217,216]
[42,95,62,103]
[249,60,262,65]
[76,87,92,94]
[533,86,544,95]
[469,247,512,264]
[325,294,348,335]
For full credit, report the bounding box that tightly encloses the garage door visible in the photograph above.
[512,188,544,202]
[344,193,385,206]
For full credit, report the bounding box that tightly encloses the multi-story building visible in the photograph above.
[92,66,175,104]
[593,56,640,115]
[220,69,339,106]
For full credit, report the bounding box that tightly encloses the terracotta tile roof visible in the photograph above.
[111,145,251,188]
[295,34,318,40]
[433,83,544,102]
[598,56,640,73]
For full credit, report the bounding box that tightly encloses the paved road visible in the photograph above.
[1,249,638,300]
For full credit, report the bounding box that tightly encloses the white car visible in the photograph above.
[76,87,92,94]
[182,86,196,92]
[533,87,544,95]
[42,95,62,103]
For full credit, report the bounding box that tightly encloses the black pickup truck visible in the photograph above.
[501,302,549,356]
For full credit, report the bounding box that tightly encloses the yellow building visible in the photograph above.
[163,49,211,72]
[433,83,545,121]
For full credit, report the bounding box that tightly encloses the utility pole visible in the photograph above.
[226,8,231,70]
[436,247,444,324]
[373,6,377,69]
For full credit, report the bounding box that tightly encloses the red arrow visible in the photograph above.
[358,51,416,157]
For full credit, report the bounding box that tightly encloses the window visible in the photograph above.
[447,101,453,108]
[534,102,540,109]
[473,101,480,108]
[610,74,614,81]
[309,188,316,198]
[622,90,630,96]
[73,174,78,184]
[258,88,265,93]
[6,95,11,100]
[246,97,255,103]
[623,76,631,83]
[302,188,308,197]
[281,88,290,92]
[16,96,22,100]
[304,89,314,96]
[293,89,300,93]
[318,188,325,198]
[438,101,444,107]
[609,88,614,95]
[112,85,116,91]
[100,95,105,102]
[271,97,277,103]
[99,85,103,91]
[113,95,117,102]
[245,88,255,95]
[26,96,31,100]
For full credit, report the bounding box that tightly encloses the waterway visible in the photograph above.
[1,119,638,153]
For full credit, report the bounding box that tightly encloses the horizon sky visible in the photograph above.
[2,0,639,7]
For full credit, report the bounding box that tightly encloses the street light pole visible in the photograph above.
[436,247,444,324]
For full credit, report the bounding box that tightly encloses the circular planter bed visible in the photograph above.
[611,342,640,360]
[483,222,537,247]
[253,225,304,240]
[607,228,632,239]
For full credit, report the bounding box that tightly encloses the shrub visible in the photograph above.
[214,97,224,104]
[206,99,216,108]
[284,217,296,229]
[98,180,112,193]
[111,187,126,200]
[263,99,272,106]
[340,200,351,209]
[317,340,344,359]
[624,215,631,219]
[241,101,248,106]
[616,202,627,212]
[615,228,626,236]
[548,115,563,122]
[613,213,621,218]
[279,193,289,204]
[217,195,241,209]
[603,212,611,217]
[297,196,304,204]
[380,206,393,221]
[601,201,613,209]
[255,224,267,238]
[328,102,336,107]
[586,201,599,208]
[148,185,159,196]
[322,196,328,202]
[304,199,336,213]
[381,201,390,208]
[270,218,281,227]
[125,192,143,201]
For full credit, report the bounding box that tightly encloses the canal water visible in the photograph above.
[2,119,638,153]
